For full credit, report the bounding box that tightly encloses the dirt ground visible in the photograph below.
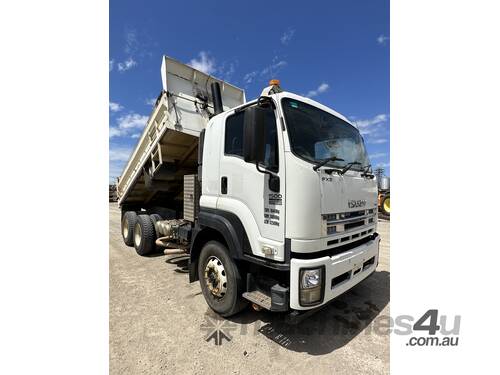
[109,203,390,374]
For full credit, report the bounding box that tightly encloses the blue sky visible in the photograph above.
[109,0,390,182]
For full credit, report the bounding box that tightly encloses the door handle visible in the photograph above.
[221,176,228,194]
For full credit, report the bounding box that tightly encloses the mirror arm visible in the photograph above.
[257,96,276,109]
[256,163,280,192]
[255,163,276,177]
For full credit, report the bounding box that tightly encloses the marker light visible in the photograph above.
[269,79,280,86]
[262,246,276,256]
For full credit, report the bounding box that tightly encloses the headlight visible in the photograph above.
[299,267,324,306]
[301,269,321,288]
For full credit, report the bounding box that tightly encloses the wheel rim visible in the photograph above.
[384,198,390,213]
[204,256,227,298]
[134,223,142,247]
[122,217,129,238]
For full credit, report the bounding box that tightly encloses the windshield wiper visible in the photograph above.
[340,161,362,175]
[361,164,375,178]
[313,156,345,171]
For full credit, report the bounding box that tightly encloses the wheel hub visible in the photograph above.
[122,217,129,238]
[204,256,227,298]
[134,223,142,247]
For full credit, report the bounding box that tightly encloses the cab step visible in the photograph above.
[242,290,272,310]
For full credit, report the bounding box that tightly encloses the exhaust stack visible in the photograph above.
[211,82,224,115]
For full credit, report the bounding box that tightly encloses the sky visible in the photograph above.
[109,0,390,183]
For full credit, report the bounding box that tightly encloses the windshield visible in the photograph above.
[281,98,370,171]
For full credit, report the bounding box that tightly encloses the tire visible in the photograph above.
[121,211,138,246]
[198,241,248,317]
[133,215,157,256]
[380,194,390,215]
[150,213,163,225]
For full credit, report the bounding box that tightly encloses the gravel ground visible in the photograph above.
[110,203,390,374]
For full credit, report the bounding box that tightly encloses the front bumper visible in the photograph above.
[289,234,380,310]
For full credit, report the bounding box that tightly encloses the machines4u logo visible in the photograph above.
[348,199,366,208]
[200,317,237,346]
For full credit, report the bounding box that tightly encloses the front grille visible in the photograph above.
[323,209,370,222]
[322,208,376,236]
[327,228,373,246]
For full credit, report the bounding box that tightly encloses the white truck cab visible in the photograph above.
[118,56,379,320]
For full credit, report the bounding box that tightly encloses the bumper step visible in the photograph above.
[242,291,272,310]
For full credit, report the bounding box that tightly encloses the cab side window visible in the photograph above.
[224,111,245,157]
[224,106,279,172]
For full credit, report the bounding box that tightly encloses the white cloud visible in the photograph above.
[368,138,388,144]
[124,29,138,54]
[260,59,287,78]
[112,31,140,74]
[117,113,148,129]
[220,61,237,82]
[369,152,387,159]
[377,34,389,45]
[117,58,137,72]
[375,162,390,168]
[188,53,237,82]
[189,51,216,75]
[305,83,330,98]
[354,114,388,135]
[243,57,287,85]
[109,146,134,162]
[243,71,258,84]
[109,127,122,138]
[280,28,295,45]
[131,133,141,139]
[145,98,156,106]
[109,102,123,112]
[109,112,148,138]
[356,114,388,127]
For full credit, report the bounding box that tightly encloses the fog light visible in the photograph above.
[299,267,324,306]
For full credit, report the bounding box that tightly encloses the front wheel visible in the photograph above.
[198,241,247,317]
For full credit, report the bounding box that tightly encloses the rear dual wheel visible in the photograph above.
[133,215,157,256]
[121,210,162,255]
[149,213,163,226]
[121,211,138,246]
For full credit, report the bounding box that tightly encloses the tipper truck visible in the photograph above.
[117,56,380,320]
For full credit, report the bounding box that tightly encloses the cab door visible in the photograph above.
[217,103,286,261]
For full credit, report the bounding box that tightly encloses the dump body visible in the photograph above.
[117,56,245,208]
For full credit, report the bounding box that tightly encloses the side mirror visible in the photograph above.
[243,106,266,164]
